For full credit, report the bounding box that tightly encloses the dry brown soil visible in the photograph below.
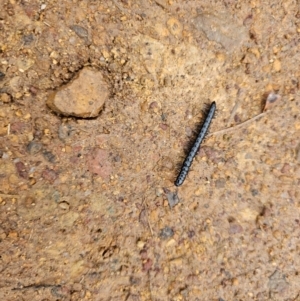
[1,0,300,300]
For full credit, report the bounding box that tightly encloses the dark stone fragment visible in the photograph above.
[43,150,56,163]
[130,276,141,285]
[15,161,28,179]
[140,250,147,260]
[51,286,65,298]
[113,155,121,162]
[70,25,88,39]
[29,86,38,95]
[42,167,58,183]
[188,230,195,238]
[23,34,34,45]
[159,226,174,239]
[27,141,42,155]
[166,190,180,208]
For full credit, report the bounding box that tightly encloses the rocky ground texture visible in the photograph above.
[0,0,300,300]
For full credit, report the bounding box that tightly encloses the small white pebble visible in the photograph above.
[2,153,9,159]
[137,240,145,249]
[59,201,70,210]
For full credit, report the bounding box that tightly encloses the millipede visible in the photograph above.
[174,101,216,187]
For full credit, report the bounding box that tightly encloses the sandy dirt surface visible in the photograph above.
[1,0,300,300]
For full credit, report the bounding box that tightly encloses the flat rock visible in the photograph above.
[47,68,109,118]
[193,12,248,52]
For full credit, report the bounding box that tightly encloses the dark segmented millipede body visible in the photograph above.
[174,101,216,187]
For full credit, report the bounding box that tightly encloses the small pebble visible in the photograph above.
[43,150,56,163]
[159,226,174,239]
[149,101,159,112]
[42,168,58,183]
[273,59,281,72]
[159,123,168,131]
[128,276,141,284]
[58,124,72,140]
[155,187,163,197]
[137,240,145,249]
[29,178,36,186]
[8,231,18,238]
[142,258,152,272]
[251,189,259,196]
[59,201,70,210]
[70,25,88,39]
[0,93,11,103]
[263,93,281,111]
[15,161,28,179]
[22,34,34,45]
[27,141,42,155]
[188,230,195,238]
[166,190,180,208]
[229,222,243,234]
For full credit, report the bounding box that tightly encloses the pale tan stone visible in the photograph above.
[47,68,109,118]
